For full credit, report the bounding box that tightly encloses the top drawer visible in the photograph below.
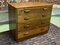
[17,5,52,15]
[17,7,42,15]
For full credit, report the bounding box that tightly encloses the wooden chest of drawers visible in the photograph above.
[8,2,52,41]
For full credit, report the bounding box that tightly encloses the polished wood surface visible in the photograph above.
[8,2,52,41]
[8,2,52,8]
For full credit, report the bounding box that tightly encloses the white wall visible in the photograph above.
[0,13,9,23]
[52,4,60,15]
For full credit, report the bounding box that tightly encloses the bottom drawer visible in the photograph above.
[17,26,49,40]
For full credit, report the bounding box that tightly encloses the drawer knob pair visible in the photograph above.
[24,10,30,13]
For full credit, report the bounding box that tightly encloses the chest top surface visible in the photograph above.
[8,2,52,8]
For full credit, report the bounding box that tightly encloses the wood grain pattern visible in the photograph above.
[8,2,52,8]
[17,26,48,40]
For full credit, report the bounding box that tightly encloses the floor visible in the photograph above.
[0,24,60,45]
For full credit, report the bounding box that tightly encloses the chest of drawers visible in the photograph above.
[8,2,52,41]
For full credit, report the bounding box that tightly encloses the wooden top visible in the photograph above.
[8,2,52,8]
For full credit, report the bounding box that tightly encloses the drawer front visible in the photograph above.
[18,26,49,39]
[17,6,52,15]
[18,14,41,23]
[41,19,50,27]
[18,28,41,39]
[17,7,42,15]
[18,19,41,32]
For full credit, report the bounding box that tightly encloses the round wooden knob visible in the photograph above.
[24,32,29,35]
[24,17,30,20]
[43,8,47,11]
[24,10,30,13]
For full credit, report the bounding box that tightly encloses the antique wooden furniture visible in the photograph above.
[8,2,52,41]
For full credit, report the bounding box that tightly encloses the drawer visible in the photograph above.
[18,14,41,23]
[41,19,50,26]
[18,19,41,32]
[17,26,49,39]
[18,28,41,39]
[17,7,42,15]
